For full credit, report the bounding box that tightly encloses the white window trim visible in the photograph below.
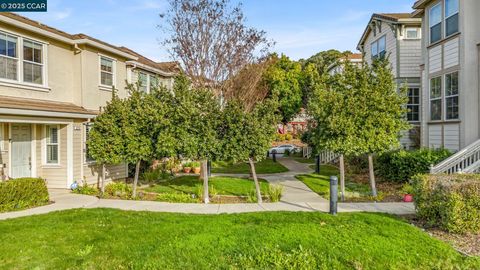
[98,54,116,90]
[444,71,459,120]
[137,71,159,93]
[42,124,60,166]
[405,27,421,40]
[0,29,48,89]
[83,122,95,164]
[0,123,4,152]
[371,35,386,59]
[429,2,443,44]
[407,87,421,122]
[444,0,459,38]
[429,76,443,121]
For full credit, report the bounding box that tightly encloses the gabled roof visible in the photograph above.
[357,13,421,51]
[118,46,181,75]
[0,13,137,59]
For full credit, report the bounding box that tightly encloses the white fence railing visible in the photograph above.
[430,139,480,174]
[319,151,340,164]
[302,147,312,158]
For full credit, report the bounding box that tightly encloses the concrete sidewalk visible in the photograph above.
[0,158,416,220]
[0,189,415,220]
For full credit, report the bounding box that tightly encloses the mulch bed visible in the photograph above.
[402,215,480,257]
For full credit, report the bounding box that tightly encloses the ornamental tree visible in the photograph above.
[308,59,409,200]
[220,98,279,203]
[263,54,303,124]
[87,89,127,194]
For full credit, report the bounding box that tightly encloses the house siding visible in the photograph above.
[399,39,422,78]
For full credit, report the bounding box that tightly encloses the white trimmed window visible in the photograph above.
[371,36,386,59]
[0,31,47,86]
[407,87,420,122]
[137,71,159,93]
[138,72,148,92]
[429,3,442,44]
[405,28,420,39]
[46,125,59,164]
[430,77,442,121]
[0,33,18,81]
[445,0,459,37]
[445,71,459,120]
[0,123,4,151]
[84,123,94,163]
[100,56,115,87]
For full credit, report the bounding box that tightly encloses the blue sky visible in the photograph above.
[19,0,415,62]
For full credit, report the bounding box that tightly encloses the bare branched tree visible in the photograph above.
[160,0,273,95]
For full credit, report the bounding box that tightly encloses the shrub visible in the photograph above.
[412,174,480,233]
[156,193,198,203]
[285,133,293,141]
[142,169,172,183]
[0,178,49,212]
[72,181,98,195]
[267,185,283,202]
[376,148,451,183]
[105,182,132,199]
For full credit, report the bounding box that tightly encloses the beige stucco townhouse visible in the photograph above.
[357,13,423,149]
[0,13,177,188]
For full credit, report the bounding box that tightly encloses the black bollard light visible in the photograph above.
[330,176,338,215]
[272,150,277,162]
[315,155,320,174]
[207,160,211,177]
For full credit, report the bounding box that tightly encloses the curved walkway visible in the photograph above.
[0,159,415,220]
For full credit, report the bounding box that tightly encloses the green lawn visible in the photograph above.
[211,159,288,174]
[0,209,477,269]
[143,175,269,196]
[296,165,373,200]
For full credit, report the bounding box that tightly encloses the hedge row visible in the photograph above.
[376,148,451,183]
[0,178,49,212]
[412,174,480,234]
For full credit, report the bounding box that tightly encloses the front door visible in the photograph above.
[11,124,31,178]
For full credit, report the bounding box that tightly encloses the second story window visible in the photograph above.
[100,56,115,87]
[405,28,420,39]
[371,36,386,59]
[445,71,459,120]
[0,33,18,81]
[445,0,459,37]
[23,40,43,85]
[430,77,442,121]
[429,3,442,44]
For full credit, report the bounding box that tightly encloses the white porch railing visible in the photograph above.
[430,139,480,174]
[319,151,340,164]
[302,147,312,158]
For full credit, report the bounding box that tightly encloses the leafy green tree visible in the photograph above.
[123,86,158,197]
[263,54,303,124]
[220,99,279,203]
[308,59,409,199]
[87,89,126,195]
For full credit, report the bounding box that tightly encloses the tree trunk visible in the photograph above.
[339,154,346,202]
[199,160,205,180]
[132,161,141,198]
[368,154,378,198]
[248,157,263,203]
[202,160,209,204]
[101,164,106,195]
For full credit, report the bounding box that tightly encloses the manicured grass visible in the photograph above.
[211,159,288,174]
[0,209,477,269]
[143,176,270,196]
[297,165,373,200]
